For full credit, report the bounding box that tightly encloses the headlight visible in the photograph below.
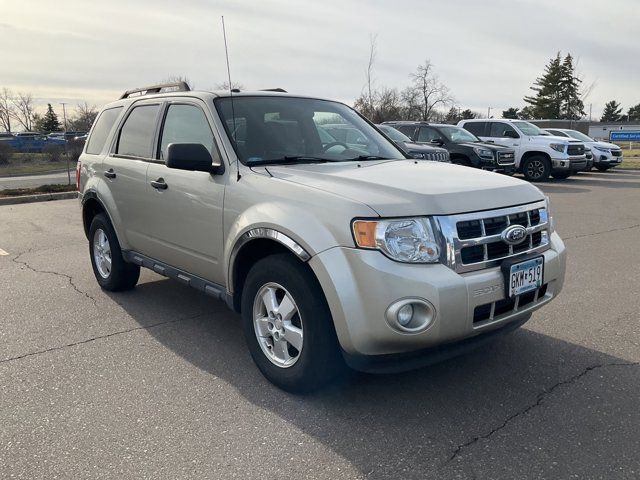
[550,143,566,153]
[352,217,440,263]
[593,145,610,153]
[473,147,494,159]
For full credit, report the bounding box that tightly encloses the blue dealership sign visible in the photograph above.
[609,131,640,141]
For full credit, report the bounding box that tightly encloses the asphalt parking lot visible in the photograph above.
[1,170,639,479]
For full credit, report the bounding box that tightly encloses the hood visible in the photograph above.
[592,141,619,150]
[457,142,513,151]
[262,160,543,217]
[400,141,447,154]
[531,135,582,145]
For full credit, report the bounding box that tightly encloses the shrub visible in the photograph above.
[66,139,84,162]
[0,142,13,165]
[43,144,64,162]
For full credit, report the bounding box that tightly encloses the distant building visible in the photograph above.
[587,123,640,141]
[528,120,640,141]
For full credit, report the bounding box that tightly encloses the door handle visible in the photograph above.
[104,169,116,179]
[150,178,168,190]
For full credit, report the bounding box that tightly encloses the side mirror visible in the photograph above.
[503,130,519,139]
[430,138,444,146]
[166,143,223,174]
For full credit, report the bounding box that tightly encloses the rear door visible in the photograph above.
[101,101,161,252]
[143,99,226,284]
[461,121,488,141]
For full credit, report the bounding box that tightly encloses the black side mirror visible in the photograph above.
[430,138,444,146]
[503,130,519,139]
[166,143,223,174]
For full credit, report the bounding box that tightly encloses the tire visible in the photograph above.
[89,213,140,291]
[241,253,345,393]
[522,155,551,182]
[551,171,571,180]
[452,157,472,167]
[596,165,610,172]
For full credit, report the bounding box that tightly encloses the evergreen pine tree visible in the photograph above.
[600,101,623,122]
[40,104,62,133]
[626,103,640,122]
[559,54,584,120]
[502,107,519,119]
[523,53,563,119]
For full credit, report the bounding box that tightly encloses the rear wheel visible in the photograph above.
[522,155,551,182]
[551,171,571,180]
[89,213,140,291]
[241,253,345,393]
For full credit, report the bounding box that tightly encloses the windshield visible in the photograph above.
[512,121,545,136]
[378,125,411,142]
[565,130,594,142]
[214,96,405,165]
[437,126,479,143]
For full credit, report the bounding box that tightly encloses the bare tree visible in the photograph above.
[214,81,245,91]
[10,92,35,131]
[68,102,98,132]
[364,34,378,119]
[0,88,14,132]
[164,75,194,89]
[408,60,454,121]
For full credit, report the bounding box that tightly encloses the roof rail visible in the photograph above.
[119,81,191,99]
[260,88,287,93]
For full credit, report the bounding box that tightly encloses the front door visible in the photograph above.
[142,101,226,284]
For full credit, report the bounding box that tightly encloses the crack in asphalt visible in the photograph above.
[563,223,640,241]
[443,361,639,466]
[11,250,98,307]
[0,312,208,365]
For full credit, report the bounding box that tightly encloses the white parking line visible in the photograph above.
[0,248,9,256]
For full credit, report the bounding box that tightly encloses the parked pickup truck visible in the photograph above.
[78,83,566,392]
[458,119,587,181]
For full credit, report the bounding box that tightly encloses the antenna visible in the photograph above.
[222,16,240,181]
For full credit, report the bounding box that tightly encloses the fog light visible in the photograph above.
[397,304,414,326]
[385,298,435,333]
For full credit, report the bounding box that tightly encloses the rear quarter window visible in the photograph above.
[85,107,123,155]
[462,122,486,137]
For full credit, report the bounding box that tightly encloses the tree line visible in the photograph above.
[0,88,98,133]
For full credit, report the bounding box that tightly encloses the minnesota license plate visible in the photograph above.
[508,257,544,297]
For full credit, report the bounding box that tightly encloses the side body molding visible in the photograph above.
[228,228,311,291]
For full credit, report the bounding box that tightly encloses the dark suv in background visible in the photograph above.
[376,124,449,162]
[383,121,516,174]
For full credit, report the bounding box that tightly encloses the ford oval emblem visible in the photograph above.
[501,225,528,245]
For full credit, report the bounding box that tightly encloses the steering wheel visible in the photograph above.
[321,141,349,153]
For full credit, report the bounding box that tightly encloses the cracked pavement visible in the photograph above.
[1,170,639,479]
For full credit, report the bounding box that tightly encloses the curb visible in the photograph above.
[0,191,78,206]
[0,169,72,178]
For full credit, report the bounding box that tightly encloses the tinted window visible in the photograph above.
[117,105,160,158]
[417,127,442,142]
[159,104,218,161]
[463,122,486,136]
[489,122,518,137]
[395,125,416,139]
[86,107,122,155]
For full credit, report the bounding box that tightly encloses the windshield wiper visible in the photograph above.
[246,156,333,166]
[342,155,390,161]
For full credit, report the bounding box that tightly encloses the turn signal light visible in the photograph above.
[352,220,378,248]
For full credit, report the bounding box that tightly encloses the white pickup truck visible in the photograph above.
[458,119,587,181]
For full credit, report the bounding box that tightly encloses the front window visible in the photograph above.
[512,121,545,136]
[565,130,594,142]
[378,125,411,142]
[214,96,405,165]
[437,126,479,143]
[417,127,442,143]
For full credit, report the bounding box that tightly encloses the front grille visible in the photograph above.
[425,151,450,162]
[473,283,549,324]
[497,151,515,165]
[567,144,585,156]
[611,150,622,157]
[435,201,551,273]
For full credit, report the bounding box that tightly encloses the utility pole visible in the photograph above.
[589,103,592,122]
[487,107,492,119]
[59,102,68,132]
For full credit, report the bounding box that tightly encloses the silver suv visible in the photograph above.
[78,82,567,392]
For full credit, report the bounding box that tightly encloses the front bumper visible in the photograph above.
[594,153,623,167]
[552,155,587,172]
[309,232,566,362]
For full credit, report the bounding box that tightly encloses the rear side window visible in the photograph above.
[117,104,160,158]
[159,104,218,161]
[463,122,486,136]
[86,107,122,155]
[489,122,518,137]
[417,127,441,142]
[395,125,416,139]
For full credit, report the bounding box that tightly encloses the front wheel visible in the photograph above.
[522,155,551,182]
[89,213,140,291]
[596,165,610,172]
[241,253,345,393]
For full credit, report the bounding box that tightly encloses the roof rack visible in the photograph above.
[119,81,191,99]
[260,88,287,93]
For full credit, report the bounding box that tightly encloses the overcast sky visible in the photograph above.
[2,0,638,120]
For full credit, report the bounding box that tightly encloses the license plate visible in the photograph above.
[508,257,544,297]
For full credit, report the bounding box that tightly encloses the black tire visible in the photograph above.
[241,253,345,393]
[452,156,472,167]
[522,155,551,182]
[89,213,140,291]
[596,165,610,172]
[551,171,571,180]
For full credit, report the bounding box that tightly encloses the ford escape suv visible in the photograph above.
[78,82,566,392]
